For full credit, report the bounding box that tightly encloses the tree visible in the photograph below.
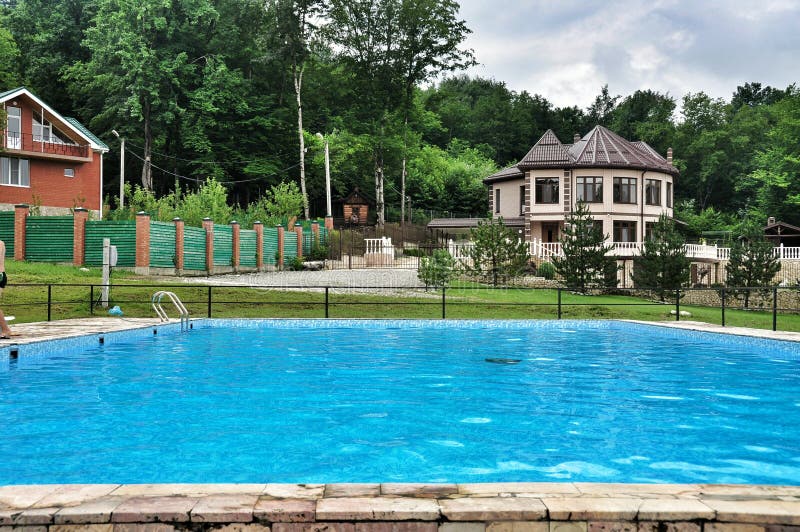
[465,217,529,286]
[586,84,619,127]
[264,181,305,220]
[0,22,19,89]
[552,202,617,292]
[418,249,455,290]
[631,214,690,301]
[725,223,780,308]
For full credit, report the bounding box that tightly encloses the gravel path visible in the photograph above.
[175,268,427,296]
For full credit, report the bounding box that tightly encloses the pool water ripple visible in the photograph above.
[0,319,799,485]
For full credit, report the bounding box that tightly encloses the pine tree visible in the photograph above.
[466,217,530,286]
[631,214,690,301]
[725,223,780,308]
[553,202,617,292]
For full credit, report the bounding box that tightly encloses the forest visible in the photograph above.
[1,0,799,235]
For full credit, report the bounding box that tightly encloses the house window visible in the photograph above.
[495,188,500,213]
[666,182,673,208]
[0,157,30,187]
[576,176,603,203]
[613,177,637,204]
[519,185,526,215]
[32,113,74,144]
[645,179,661,206]
[535,177,559,204]
[613,221,637,242]
[645,222,656,240]
[5,106,21,149]
[65,168,75,178]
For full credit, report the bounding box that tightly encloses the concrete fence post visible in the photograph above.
[72,208,89,266]
[203,218,214,274]
[173,217,184,272]
[14,204,29,261]
[135,211,150,275]
[254,221,264,270]
[231,220,240,271]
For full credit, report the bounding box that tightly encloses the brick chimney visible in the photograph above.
[573,133,581,143]
[667,147,673,164]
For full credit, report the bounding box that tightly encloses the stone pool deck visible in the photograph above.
[1,483,800,532]
[2,318,799,529]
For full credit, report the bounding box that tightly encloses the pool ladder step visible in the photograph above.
[151,291,190,331]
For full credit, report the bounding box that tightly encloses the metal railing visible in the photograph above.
[3,131,90,158]
[2,283,799,332]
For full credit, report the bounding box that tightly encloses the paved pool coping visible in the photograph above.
[2,319,799,528]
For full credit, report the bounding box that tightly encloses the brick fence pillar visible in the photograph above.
[311,222,320,248]
[203,217,214,274]
[294,226,303,259]
[325,216,334,230]
[173,217,184,271]
[231,220,240,270]
[14,204,29,261]
[72,208,88,266]
[135,211,150,274]
[277,226,285,268]
[253,221,264,270]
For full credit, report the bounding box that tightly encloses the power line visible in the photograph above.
[123,138,301,167]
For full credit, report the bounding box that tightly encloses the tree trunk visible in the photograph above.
[294,65,309,219]
[375,161,385,227]
[142,97,153,190]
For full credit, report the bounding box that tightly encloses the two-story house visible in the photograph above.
[485,126,677,256]
[1,87,108,216]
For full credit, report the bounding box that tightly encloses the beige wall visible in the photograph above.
[491,179,526,219]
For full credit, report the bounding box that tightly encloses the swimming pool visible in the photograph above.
[1,319,798,485]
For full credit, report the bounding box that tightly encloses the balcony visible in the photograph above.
[3,131,89,159]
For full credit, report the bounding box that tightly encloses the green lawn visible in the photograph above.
[3,259,800,332]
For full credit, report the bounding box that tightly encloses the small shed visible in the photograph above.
[764,218,800,246]
[341,188,371,226]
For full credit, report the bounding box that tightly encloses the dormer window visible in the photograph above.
[32,113,75,145]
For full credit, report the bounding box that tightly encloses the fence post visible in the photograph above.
[47,284,52,322]
[203,218,214,274]
[442,286,446,319]
[557,287,562,319]
[721,287,726,327]
[325,286,329,319]
[135,211,151,275]
[773,287,778,332]
[675,289,680,321]
[207,286,212,318]
[14,204,29,261]
[254,221,264,270]
[277,226,285,269]
[294,225,303,259]
[72,208,88,266]
[173,218,184,272]
[231,220,240,271]
[90,284,94,315]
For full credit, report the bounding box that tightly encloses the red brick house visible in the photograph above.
[1,87,108,216]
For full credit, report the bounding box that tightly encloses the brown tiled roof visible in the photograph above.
[516,126,679,176]
[483,165,523,184]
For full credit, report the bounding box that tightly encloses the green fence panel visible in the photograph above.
[150,221,176,268]
[26,216,74,262]
[213,224,233,266]
[302,228,314,256]
[283,231,298,266]
[85,221,136,267]
[239,229,257,267]
[263,228,278,266]
[319,227,328,246]
[0,212,13,257]
[183,226,207,271]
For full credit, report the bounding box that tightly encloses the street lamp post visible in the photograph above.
[111,130,125,210]
[316,132,332,218]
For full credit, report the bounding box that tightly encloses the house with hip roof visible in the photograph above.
[484,126,677,257]
[1,87,109,217]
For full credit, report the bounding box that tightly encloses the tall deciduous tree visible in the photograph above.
[631,214,690,301]
[725,223,781,308]
[0,22,19,89]
[553,202,617,292]
[68,0,218,190]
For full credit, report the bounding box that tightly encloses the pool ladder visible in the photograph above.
[152,291,190,331]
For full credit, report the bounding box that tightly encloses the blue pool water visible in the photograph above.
[1,319,799,485]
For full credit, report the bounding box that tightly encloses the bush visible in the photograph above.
[537,261,556,280]
[418,249,456,290]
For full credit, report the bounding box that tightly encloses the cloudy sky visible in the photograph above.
[456,0,800,109]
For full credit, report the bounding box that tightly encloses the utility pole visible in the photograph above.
[316,133,332,218]
[112,130,125,209]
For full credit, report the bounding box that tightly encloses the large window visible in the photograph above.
[576,176,603,203]
[535,177,559,204]
[519,185,526,215]
[32,113,74,144]
[5,106,20,149]
[495,188,500,213]
[613,177,637,204]
[613,220,637,242]
[645,179,661,206]
[666,182,673,208]
[1,157,30,187]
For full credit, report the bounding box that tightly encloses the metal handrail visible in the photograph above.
[151,290,190,331]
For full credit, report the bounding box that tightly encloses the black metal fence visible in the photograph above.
[3,283,800,332]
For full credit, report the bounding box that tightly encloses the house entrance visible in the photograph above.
[542,223,559,242]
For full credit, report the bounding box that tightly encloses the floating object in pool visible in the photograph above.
[485,358,521,364]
